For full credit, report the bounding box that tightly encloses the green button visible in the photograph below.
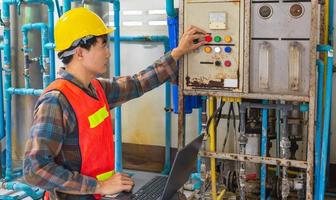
[214,36,221,42]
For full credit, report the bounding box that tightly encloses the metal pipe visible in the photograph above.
[165,0,177,17]
[329,0,334,46]
[209,97,217,200]
[260,100,268,200]
[238,103,247,200]
[200,151,308,169]
[314,59,324,199]
[113,0,122,173]
[317,45,333,200]
[21,23,50,88]
[280,110,290,200]
[275,101,280,176]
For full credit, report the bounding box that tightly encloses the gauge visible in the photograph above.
[290,3,304,18]
[258,5,273,19]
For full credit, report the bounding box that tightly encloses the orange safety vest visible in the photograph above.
[44,79,114,200]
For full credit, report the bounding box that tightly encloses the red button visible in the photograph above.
[205,35,212,42]
[224,60,231,67]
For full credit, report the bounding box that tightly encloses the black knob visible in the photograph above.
[215,60,221,66]
[193,39,199,44]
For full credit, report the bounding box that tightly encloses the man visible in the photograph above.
[23,7,206,200]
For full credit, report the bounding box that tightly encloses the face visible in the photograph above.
[81,37,111,75]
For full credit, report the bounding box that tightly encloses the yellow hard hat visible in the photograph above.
[54,7,114,51]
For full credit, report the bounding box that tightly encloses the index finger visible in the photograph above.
[189,26,207,35]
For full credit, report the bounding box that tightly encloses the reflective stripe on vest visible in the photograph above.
[45,79,114,200]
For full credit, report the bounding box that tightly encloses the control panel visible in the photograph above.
[183,0,244,92]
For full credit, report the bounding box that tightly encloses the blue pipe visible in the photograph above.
[1,181,44,199]
[317,45,333,200]
[22,23,49,88]
[260,100,268,200]
[110,36,169,43]
[166,0,177,17]
[63,0,115,13]
[163,40,171,175]
[113,0,122,173]
[54,0,62,17]
[314,59,324,199]
[329,0,334,46]
[44,42,55,50]
[0,47,5,178]
[6,88,43,96]
[21,0,55,82]
[63,0,71,13]
[2,0,16,181]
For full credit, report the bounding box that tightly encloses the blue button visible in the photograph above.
[224,47,232,53]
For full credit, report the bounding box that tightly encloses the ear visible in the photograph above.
[73,47,84,60]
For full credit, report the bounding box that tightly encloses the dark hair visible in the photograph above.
[58,34,108,65]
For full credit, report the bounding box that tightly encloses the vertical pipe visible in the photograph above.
[48,9,55,82]
[281,110,290,200]
[275,101,281,176]
[162,82,171,175]
[209,97,217,200]
[260,100,268,200]
[63,0,71,13]
[0,47,5,177]
[314,59,324,199]
[3,0,14,181]
[329,0,334,46]
[21,29,31,88]
[162,37,171,175]
[166,0,177,17]
[238,104,247,200]
[318,46,333,200]
[113,0,122,172]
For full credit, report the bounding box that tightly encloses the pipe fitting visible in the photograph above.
[280,137,291,158]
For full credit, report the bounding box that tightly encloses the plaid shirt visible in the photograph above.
[23,52,177,200]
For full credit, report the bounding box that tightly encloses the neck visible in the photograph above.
[65,62,96,88]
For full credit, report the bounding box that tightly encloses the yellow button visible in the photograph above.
[204,46,212,53]
[225,36,232,43]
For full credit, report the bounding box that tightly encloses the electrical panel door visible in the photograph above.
[250,1,312,96]
[183,0,244,92]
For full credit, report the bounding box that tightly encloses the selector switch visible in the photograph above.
[215,60,221,66]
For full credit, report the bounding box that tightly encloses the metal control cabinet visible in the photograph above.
[183,0,245,92]
[250,1,312,96]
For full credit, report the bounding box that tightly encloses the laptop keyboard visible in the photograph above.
[131,176,168,200]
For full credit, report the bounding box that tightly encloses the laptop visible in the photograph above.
[105,133,204,200]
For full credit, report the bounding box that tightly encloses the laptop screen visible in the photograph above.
[160,133,204,200]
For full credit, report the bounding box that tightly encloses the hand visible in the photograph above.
[95,173,134,195]
[171,25,207,61]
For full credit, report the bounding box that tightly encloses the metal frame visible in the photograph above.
[178,0,318,199]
